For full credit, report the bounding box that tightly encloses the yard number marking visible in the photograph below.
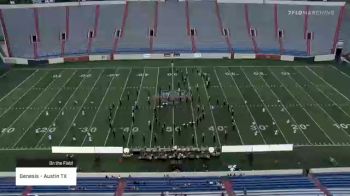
[225,72,239,76]
[208,126,227,132]
[1,127,15,134]
[281,72,291,76]
[250,124,268,131]
[167,73,178,76]
[166,126,180,133]
[291,124,310,130]
[333,123,350,129]
[107,74,120,78]
[120,127,139,133]
[253,72,265,76]
[79,127,97,133]
[80,74,92,78]
[137,73,149,77]
[35,127,56,133]
[52,74,62,78]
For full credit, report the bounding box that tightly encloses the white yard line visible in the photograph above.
[0,70,39,104]
[213,68,244,145]
[0,70,40,118]
[126,67,146,147]
[103,69,132,146]
[149,67,159,148]
[0,71,57,139]
[298,68,350,119]
[185,68,199,147]
[330,65,350,80]
[57,70,104,146]
[258,73,312,145]
[225,67,266,144]
[268,68,336,145]
[171,64,175,146]
[306,66,350,103]
[0,70,10,78]
[12,70,77,147]
[240,67,289,144]
[34,69,92,147]
[292,68,350,140]
[80,68,119,146]
[199,68,221,147]
[0,70,38,103]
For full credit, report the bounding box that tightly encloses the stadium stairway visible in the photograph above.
[115,178,126,196]
[222,178,235,196]
[315,173,350,196]
[22,186,32,196]
[308,173,331,196]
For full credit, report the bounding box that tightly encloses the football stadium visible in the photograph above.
[0,0,349,195]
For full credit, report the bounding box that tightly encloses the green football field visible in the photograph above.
[0,59,350,171]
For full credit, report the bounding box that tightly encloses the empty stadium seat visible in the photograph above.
[0,0,344,59]
[0,174,328,195]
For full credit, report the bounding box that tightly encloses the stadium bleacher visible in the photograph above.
[316,173,350,195]
[2,173,349,195]
[154,0,192,53]
[0,0,346,59]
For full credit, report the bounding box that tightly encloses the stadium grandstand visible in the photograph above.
[1,170,350,195]
[0,0,350,195]
[0,0,347,60]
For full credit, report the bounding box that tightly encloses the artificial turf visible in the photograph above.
[0,59,349,172]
